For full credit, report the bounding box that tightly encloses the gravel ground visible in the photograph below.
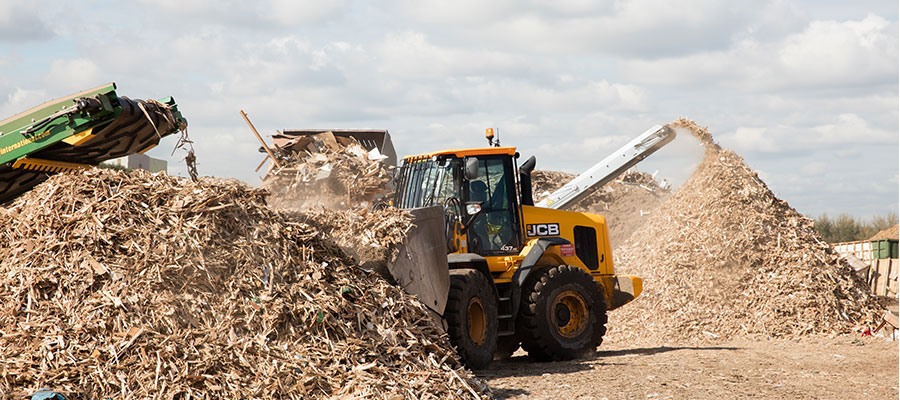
[481,335,898,399]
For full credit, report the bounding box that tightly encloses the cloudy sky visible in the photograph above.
[1,0,897,218]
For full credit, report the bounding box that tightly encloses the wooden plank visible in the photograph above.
[240,110,280,169]
[871,259,895,296]
[887,258,900,297]
[883,310,899,329]
[886,260,892,296]
[868,261,879,293]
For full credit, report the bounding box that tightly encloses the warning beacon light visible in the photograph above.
[485,128,499,147]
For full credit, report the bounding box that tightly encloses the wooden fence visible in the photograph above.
[832,240,873,263]
[868,258,898,297]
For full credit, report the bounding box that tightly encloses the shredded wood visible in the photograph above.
[606,118,884,346]
[261,133,393,210]
[870,224,899,241]
[0,169,488,399]
[532,169,671,249]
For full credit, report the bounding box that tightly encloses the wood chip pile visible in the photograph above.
[0,169,488,399]
[607,118,884,346]
[531,169,671,249]
[292,208,416,279]
[261,131,393,210]
[870,224,899,241]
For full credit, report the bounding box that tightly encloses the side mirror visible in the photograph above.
[464,157,479,180]
[461,201,484,234]
[465,201,483,215]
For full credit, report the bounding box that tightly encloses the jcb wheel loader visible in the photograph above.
[279,125,673,368]
[386,126,673,368]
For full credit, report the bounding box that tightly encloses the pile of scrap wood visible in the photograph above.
[606,118,884,345]
[0,169,489,399]
[531,169,671,249]
[260,131,393,210]
[870,224,899,241]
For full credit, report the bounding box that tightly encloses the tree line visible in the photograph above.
[814,213,898,243]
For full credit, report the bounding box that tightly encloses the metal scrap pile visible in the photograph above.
[0,170,488,399]
[607,118,884,345]
[531,169,671,249]
[261,131,393,210]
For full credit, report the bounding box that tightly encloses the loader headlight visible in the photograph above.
[466,203,482,215]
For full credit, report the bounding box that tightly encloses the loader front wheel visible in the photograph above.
[444,269,498,369]
[518,265,607,361]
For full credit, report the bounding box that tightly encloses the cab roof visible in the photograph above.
[403,146,517,162]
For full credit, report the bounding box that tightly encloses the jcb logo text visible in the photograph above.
[526,223,559,237]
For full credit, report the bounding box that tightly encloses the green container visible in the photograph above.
[870,239,899,259]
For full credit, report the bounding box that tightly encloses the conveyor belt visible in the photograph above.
[0,83,186,203]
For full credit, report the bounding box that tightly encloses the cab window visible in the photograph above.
[467,156,519,254]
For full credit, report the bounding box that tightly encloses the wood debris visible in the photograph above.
[0,169,489,399]
[606,118,884,346]
[260,132,393,210]
[532,169,671,249]
[870,224,899,241]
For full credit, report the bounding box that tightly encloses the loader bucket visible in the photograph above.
[274,129,398,166]
[387,205,450,314]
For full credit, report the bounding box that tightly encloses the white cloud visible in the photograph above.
[800,161,825,176]
[0,0,54,41]
[624,14,898,91]
[383,0,518,25]
[268,0,345,25]
[386,0,756,57]
[777,14,897,87]
[717,112,894,156]
[133,0,345,28]
[720,127,779,153]
[375,32,524,79]
[43,59,103,93]
[812,113,894,144]
[0,88,49,119]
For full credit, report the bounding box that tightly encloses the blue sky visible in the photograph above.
[0,0,897,218]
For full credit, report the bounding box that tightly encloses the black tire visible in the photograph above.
[494,335,520,361]
[444,269,498,369]
[518,265,608,361]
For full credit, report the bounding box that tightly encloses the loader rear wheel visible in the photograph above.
[518,265,607,361]
[444,269,498,369]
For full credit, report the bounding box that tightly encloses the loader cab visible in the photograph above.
[394,147,523,256]
[464,155,521,255]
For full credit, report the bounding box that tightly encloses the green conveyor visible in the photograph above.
[0,83,186,203]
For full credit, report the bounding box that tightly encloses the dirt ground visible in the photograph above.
[481,336,898,399]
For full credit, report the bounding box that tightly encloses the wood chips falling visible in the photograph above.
[0,169,489,399]
[261,134,393,210]
[606,118,884,346]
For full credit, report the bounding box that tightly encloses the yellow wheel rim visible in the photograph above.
[551,290,588,338]
[467,297,487,345]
